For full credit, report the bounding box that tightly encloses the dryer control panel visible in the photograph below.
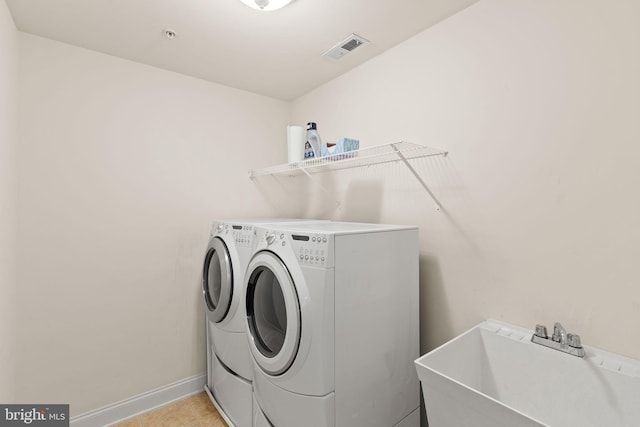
[213,223,255,248]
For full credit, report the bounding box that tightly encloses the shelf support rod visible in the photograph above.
[391,143,443,212]
[299,167,341,209]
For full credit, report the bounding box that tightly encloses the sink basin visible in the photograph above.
[415,320,640,427]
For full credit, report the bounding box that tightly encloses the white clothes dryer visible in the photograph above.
[253,393,272,427]
[245,222,420,427]
[203,218,326,427]
[205,351,252,427]
[203,219,260,381]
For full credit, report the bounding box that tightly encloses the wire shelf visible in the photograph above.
[248,141,447,179]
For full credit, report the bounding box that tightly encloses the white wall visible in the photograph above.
[16,33,289,415]
[290,0,640,359]
[0,0,19,402]
[9,0,640,417]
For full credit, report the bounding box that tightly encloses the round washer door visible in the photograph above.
[202,237,233,323]
[245,251,301,376]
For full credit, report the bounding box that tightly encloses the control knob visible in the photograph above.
[266,233,276,245]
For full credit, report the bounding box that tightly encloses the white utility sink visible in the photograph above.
[415,320,640,427]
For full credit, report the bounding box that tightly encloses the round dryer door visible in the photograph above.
[202,237,233,323]
[245,251,301,376]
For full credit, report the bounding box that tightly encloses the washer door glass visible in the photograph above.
[246,251,300,375]
[202,237,233,323]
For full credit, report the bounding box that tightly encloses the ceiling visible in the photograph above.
[6,0,478,100]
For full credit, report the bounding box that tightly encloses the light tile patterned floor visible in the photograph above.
[112,392,227,427]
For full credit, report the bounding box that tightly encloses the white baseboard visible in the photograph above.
[70,373,206,427]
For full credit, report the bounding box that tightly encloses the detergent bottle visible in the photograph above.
[304,122,322,159]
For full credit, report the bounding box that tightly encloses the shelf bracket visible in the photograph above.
[299,167,341,209]
[390,143,443,212]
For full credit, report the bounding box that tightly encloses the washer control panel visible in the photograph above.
[261,230,333,268]
[295,234,329,267]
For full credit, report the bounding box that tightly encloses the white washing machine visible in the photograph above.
[245,222,420,427]
[202,218,326,427]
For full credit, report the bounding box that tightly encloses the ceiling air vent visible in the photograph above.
[322,34,370,60]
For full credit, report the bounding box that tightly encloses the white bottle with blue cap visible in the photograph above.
[304,122,322,159]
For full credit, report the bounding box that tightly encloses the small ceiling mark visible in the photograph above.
[164,29,177,40]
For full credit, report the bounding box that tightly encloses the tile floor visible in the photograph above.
[112,392,227,427]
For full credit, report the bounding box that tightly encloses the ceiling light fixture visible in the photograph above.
[238,0,295,11]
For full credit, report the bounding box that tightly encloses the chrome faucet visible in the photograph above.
[531,322,585,358]
[552,322,567,346]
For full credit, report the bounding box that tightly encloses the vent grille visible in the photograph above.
[322,34,369,60]
[341,38,363,51]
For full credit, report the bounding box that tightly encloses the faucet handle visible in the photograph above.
[552,322,566,343]
[534,324,548,339]
[567,333,582,348]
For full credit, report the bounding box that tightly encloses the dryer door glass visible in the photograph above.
[202,237,233,323]
[246,251,301,375]
[206,252,222,307]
